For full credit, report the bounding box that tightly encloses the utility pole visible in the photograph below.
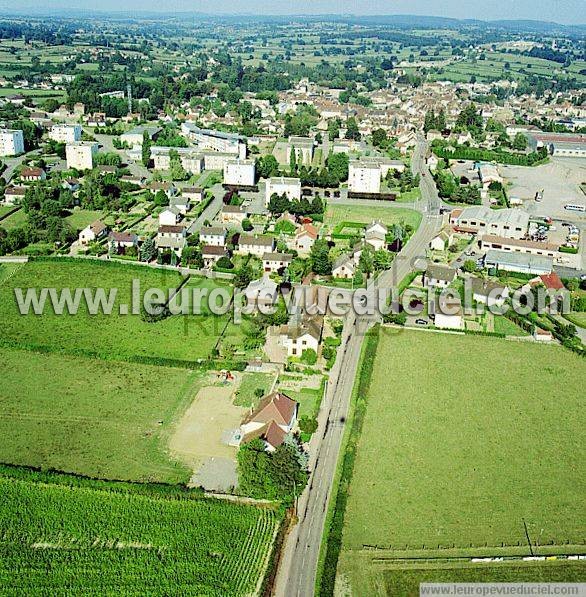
[523,519,534,556]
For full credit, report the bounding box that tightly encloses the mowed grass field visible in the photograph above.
[0,467,282,595]
[0,346,201,482]
[338,329,586,593]
[0,260,240,363]
[325,204,422,231]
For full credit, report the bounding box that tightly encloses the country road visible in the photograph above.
[275,138,443,597]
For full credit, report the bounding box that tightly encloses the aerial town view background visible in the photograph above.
[0,3,584,595]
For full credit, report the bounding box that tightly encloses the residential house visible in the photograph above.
[2,185,26,205]
[470,277,510,307]
[79,220,108,245]
[262,252,293,274]
[148,182,177,198]
[332,253,356,279]
[240,392,299,452]
[237,234,275,257]
[108,231,138,249]
[169,195,191,215]
[278,315,323,358]
[244,276,279,308]
[221,205,248,225]
[202,245,229,268]
[181,187,204,203]
[365,221,388,251]
[199,226,227,247]
[20,167,46,182]
[159,206,182,226]
[156,225,187,256]
[424,264,457,289]
[433,296,464,330]
[429,228,454,252]
[294,223,318,255]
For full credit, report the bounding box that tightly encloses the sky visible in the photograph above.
[2,0,584,25]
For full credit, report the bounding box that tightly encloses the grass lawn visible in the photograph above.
[337,328,585,593]
[0,466,281,595]
[0,260,242,363]
[0,346,201,482]
[383,562,586,595]
[65,209,103,231]
[565,312,586,329]
[282,385,324,419]
[0,208,27,230]
[325,204,422,231]
[234,372,275,407]
[493,315,530,336]
[0,205,17,219]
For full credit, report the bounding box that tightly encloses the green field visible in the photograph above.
[65,209,104,231]
[0,466,282,595]
[0,260,242,363]
[336,328,586,594]
[0,207,27,230]
[383,562,586,595]
[565,312,586,329]
[0,346,201,482]
[325,205,422,231]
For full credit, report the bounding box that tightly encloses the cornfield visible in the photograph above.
[0,468,282,595]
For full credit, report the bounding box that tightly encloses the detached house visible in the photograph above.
[181,187,204,203]
[424,264,457,289]
[159,206,182,226]
[244,276,279,308]
[20,167,46,182]
[470,278,509,308]
[365,221,388,252]
[278,315,323,358]
[200,226,227,247]
[240,392,299,452]
[202,245,229,268]
[156,225,187,256]
[108,231,138,249]
[3,185,26,205]
[221,205,248,225]
[79,220,108,245]
[332,253,357,279]
[237,234,275,257]
[262,252,293,274]
[148,181,177,198]
[294,223,318,255]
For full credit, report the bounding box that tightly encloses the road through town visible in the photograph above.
[275,140,442,597]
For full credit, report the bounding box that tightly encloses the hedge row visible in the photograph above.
[434,146,548,167]
[317,325,381,597]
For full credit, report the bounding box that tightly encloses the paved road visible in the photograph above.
[1,150,40,183]
[276,138,442,597]
[187,183,225,234]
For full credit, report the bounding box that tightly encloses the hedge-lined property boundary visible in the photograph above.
[317,325,381,596]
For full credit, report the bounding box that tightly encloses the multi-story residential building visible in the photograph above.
[224,159,256,186]
[348,160,381,194]
[48,124,82,144]
[66,142,98,170]
[0,129,24,157]
[180,123,247,158]
[265,176,301,206]
[150,147,204,175]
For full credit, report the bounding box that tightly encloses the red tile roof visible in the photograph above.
[539,272,564,290]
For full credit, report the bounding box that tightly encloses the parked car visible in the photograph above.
[415,319,429,326]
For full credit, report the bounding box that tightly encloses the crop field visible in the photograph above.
[0,259,242,363]
[325,205,422,231]
[336,328,586,594]
[0,466,282,595]
[0,346,201,482]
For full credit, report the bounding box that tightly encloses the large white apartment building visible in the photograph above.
[348,160,381,194]
[150,147,204,175]
[180,123,247,159]
[0,129,24,157]
[265,177,301,206]
[49,124,82,144]
[66,142,98,171]
[224,159,256,186]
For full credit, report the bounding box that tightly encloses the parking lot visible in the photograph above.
[500,158,586,220]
